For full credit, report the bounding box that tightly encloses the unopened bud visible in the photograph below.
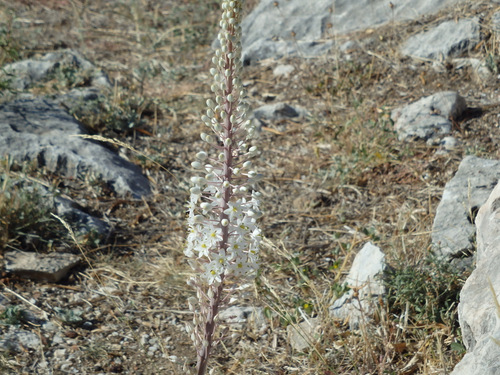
[196,151,208,160]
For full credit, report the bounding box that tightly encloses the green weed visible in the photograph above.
[385,254,464,326]
[0,305,26,326]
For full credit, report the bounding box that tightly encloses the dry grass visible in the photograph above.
[1,0,500,373]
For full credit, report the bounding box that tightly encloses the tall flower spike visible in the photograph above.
[184,1,262,374]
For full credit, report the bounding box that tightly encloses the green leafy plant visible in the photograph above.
[385,254,464,325]
[0,305,26,326]
[0,23,20,66]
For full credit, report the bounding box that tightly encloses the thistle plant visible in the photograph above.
[184,1,262,374]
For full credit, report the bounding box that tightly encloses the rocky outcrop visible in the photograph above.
[241,0,467,64]
[0,97,151,198]
[432,156,500,265]
[401,18,480,60]
[451,182,500,375]
[2,49,110,91]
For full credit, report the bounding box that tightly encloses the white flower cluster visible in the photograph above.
[185,0,262,286]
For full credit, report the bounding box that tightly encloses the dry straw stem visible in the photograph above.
[72,134,178,182]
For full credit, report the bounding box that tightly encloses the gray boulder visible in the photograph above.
[391,91,466,142]
[0,97,151,197]
[401,18,480,60]
[432,156,500,262]
[2,49,110,91]
[329,242,385,330]
[451,181,500,375]
[241,0,466,63]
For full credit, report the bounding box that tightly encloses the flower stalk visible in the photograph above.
[184,1,262,374]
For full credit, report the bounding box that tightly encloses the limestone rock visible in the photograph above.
[273,64,295,78]
[0,329,41,352]
[4,251,81,282]
[451,181,500,375]
[452,58,493,82]
[0,97,151,197]
[2,49,110,91]
[391,91,466,142]
[492,11,500,32]
[241,0,466,64]
[52,194,110,238]
[401,18,480,60]
[253,102,307,122]
[329,242,385,330]
[432,156,500,262]
[287,317,321,352]
[219,306,266,332]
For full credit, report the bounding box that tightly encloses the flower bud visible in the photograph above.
[201,115,210,125]
[196,151,208,160]
[190,186,201,195]
[190,176,204,185]
[207,288,214,299]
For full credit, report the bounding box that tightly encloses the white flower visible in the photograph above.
[203,260,224,285]
[229,259,252,277]
[205,224,223,245]
[224,201,243,221]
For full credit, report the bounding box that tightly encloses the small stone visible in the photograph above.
[53,349,67,359]
[441,136,459,150]
[287,317,321,352]
[5,251,80,282]
[391,91,466,142]
[329,242,385,330]
[273,64,295,78]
